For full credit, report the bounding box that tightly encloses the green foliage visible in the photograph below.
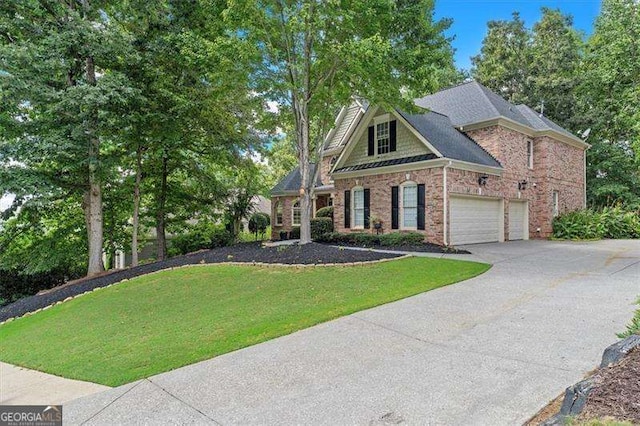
[0,258,489,385]
[169,222,233,256]
[619,298,640,338]
[315,206,334,219]
[0,269,77,307]
[289,227,301,239]
[552,207,640,240]
[248,213,270,240]
[310,217,333,240]
[318,232,426,247]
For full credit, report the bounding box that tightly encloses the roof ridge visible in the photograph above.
[472,81,501,118]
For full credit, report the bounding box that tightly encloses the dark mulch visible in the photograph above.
[579,346,640,423]
[322,242,471,254]
[0,242,402,323]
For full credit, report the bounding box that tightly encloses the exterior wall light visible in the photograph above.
[518,180,528,191]
[478,175,488,186]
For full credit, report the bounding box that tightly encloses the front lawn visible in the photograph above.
[0,257,489,386]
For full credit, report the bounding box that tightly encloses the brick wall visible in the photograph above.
[334,168,445,244]
[271,196,297,239]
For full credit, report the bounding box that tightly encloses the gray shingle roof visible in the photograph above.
[398,111,502,168]
[271,163,321,195]
[415,81,578,140]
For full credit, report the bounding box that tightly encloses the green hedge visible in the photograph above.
[316,206,334,219]
[311,217,334,240]
[169,222,234,256]
[318,231,425,246]
[248,212,270,240]
[553,206,640,240]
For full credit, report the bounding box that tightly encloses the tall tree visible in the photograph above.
[578,0,640,207]
[471,12,531,103]
[528,8,584,130]
[0,1,136,275]
[227,0,456,243]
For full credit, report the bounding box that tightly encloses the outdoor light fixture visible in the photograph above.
[518,180,528,191]
[477,175,488,186]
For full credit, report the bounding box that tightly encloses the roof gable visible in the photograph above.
[271,164,321,195]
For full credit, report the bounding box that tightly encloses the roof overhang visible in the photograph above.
[458,117,590,150]
[332,157,503,179]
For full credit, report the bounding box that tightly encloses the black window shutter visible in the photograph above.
[344,190,351,228]
[390,120,397,152]
[417,184,426,230]
[364,188,370,229]
[367,126,375,156]
[391,186,399,230]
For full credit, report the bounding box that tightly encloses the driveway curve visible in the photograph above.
[65,240,640,425]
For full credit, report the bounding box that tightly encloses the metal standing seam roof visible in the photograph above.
[333,153,439,173]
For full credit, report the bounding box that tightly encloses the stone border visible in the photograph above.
[0,255,413,326]
[541,334,640,425]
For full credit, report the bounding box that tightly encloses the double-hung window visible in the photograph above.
[352,188,365,228]
[376,122,390,155]
[552,191,559,217]
[275,202,283,225]
[402,183,418,229]
[292,199,301,226]
[527,140,534,169]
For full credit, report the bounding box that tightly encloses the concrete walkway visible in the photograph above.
[0,362,109,405]
[64,240,640,425]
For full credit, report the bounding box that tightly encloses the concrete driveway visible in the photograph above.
[65,240,640,425]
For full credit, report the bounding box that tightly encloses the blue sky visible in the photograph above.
[434,0,602,70]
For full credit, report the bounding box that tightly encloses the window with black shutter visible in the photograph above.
[391,186,399,229]
[417,184,426,230]
[364,189,370,229]
[344,190,350,228]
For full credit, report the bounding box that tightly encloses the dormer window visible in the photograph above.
[367,115,397,156]
[377,122,390,154]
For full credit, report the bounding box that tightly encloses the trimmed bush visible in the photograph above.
[0,268,79,307]
[311,217,334,240]
[170,222,233,256]
[289,227,301,239]
[553,207,640,240]
[316,206,334,219]
[317,231,425,247]
[248,212,270,240]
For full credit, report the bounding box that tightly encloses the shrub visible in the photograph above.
[289,227,301,239]
[316,206,334,219]
[311,217,334,240]
[553,207,640,240]
[0,268,80,307]
[170,222,233,256]
[316,231,425,247]
[248,212,270,240]
[379,232,425,246]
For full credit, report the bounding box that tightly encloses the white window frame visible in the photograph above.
[275,201,283,226]
[351,186,365,229]
[400,181,418,230]
[527,140,534,169]
[292,199,301,226]
[373,113,391,156]
[552,191,559,217]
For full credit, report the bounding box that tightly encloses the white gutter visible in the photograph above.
[443,160,452,246]
[584,147,589,209]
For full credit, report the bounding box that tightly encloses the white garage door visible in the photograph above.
[450,196,501,245]
[508,201,528,241]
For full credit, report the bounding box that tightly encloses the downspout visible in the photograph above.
[443,160,452,246]
[583,147,589,209]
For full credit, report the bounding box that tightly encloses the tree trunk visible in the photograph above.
[131,146,143,267]
[156,150,168,261]
[84,39,104,275]
[294,100,313,244]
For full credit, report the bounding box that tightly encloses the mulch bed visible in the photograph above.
[579,346,640,423]
[0,242,402,323]
[322,242,471,254]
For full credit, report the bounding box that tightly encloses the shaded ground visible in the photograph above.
[579,346,640,423]
[0,242,401,323]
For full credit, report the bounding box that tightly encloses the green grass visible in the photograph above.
[237,225,271,242]
[0,257,489,386]
[618,298,640,338]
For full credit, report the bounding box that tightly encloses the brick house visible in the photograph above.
[271,82,588,245]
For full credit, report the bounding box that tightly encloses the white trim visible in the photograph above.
[292,198,301,226]
[373,113,391,124]
[275,200,283,226]
[351,186,365,229]
[583,148,588,208]
[443,161,451,245]
[552,190,560,217]
[400,181,418,230]
[392,111,444,157]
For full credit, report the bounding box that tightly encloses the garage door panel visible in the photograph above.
[509,201,527,241]
[450,196,501,245]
